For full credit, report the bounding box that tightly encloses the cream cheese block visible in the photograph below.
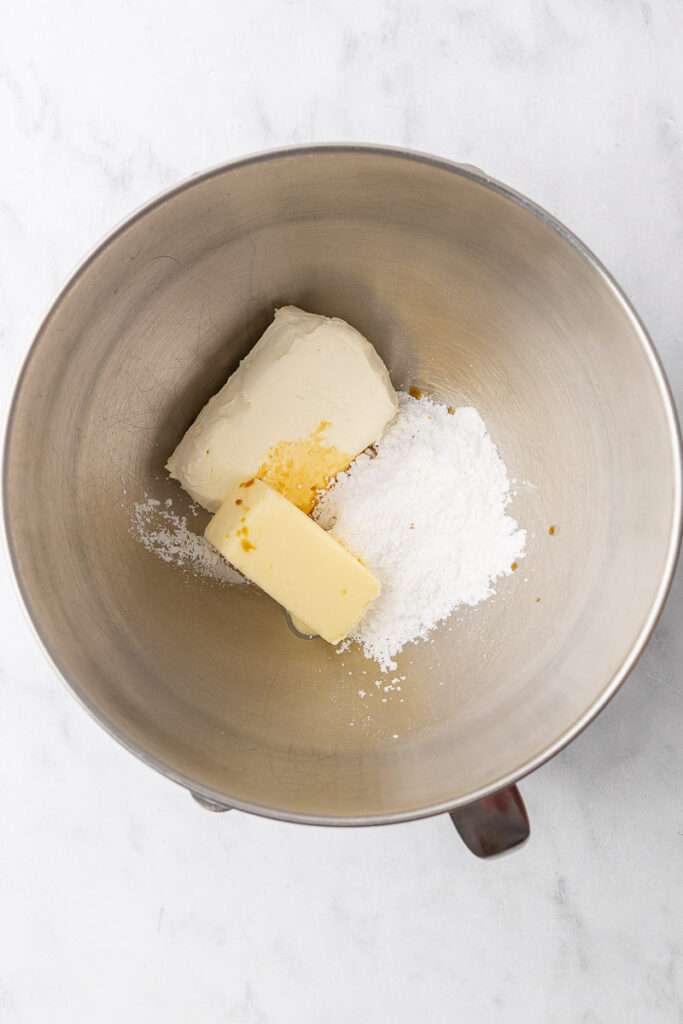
[166,306,398,513]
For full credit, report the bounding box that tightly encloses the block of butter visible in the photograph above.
[205,478,380,645]
[167,306,398,514]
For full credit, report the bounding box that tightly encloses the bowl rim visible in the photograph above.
[3,142,682,826]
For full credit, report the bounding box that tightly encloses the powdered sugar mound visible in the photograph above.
[132,497,245,585]
[314,392,525,670]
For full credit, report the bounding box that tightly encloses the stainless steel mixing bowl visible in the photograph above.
[4,146,681,851]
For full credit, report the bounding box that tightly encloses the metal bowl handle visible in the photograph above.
[449,785,530,857]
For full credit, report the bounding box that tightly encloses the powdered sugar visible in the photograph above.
[132,496,245,585]
[314,392,525,670]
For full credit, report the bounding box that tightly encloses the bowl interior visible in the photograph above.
[5,149,680,820]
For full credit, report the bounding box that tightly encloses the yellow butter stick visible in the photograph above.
[205,478,380,644]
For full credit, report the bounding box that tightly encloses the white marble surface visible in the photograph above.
[2,2,682,1021]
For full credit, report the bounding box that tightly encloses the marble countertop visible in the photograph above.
[1,2,682,1021]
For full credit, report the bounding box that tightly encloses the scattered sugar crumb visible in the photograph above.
[132,496,246,585]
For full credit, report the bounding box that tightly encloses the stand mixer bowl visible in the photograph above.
[4,146,681,839]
